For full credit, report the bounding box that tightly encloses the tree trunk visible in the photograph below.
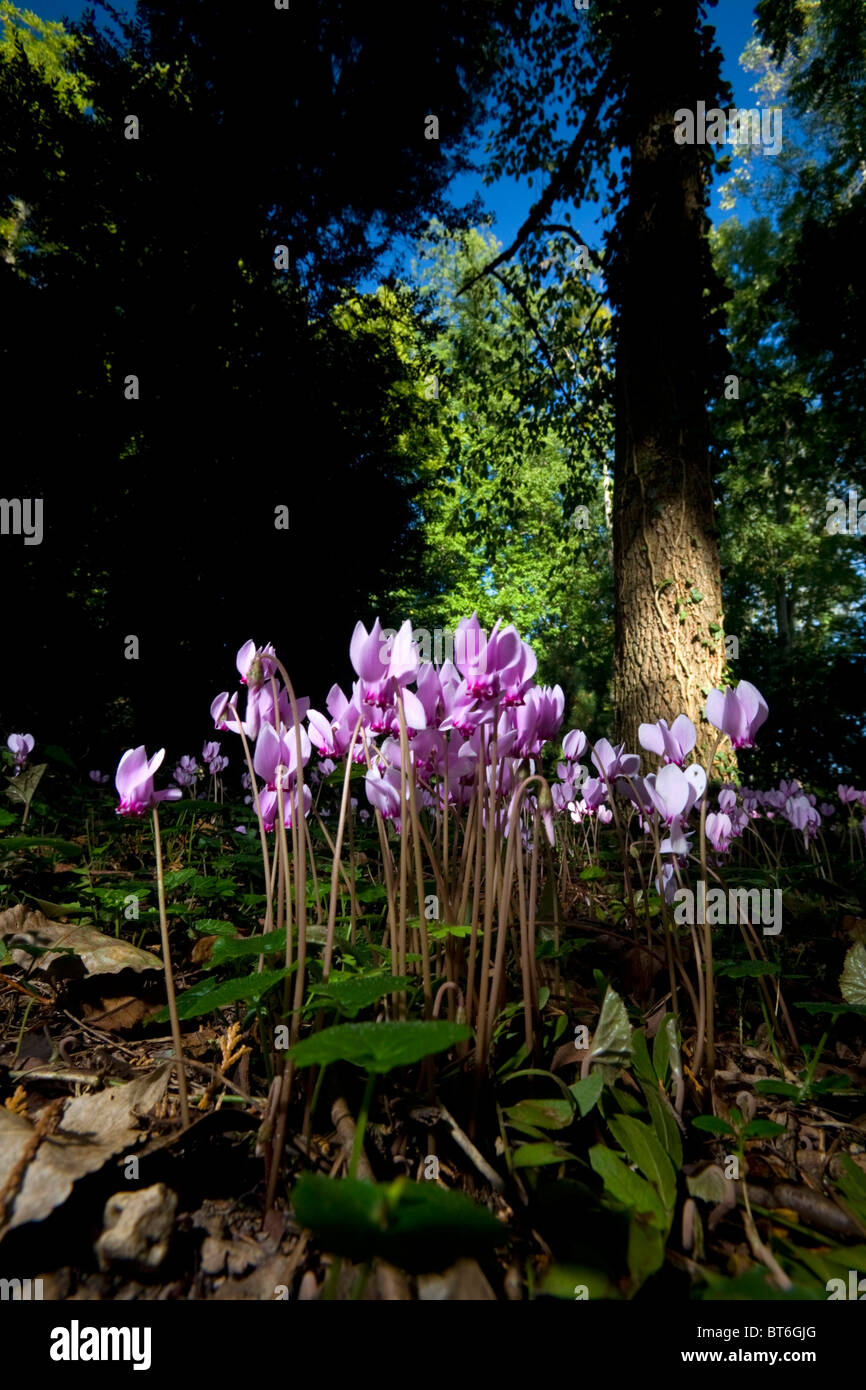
[608,1,729,766]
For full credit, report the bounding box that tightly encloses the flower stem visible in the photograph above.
[152,806,190,1129]
[349,1071,376,1180]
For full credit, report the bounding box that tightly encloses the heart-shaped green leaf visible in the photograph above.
[306,972,415,1019]
[288,1019,471,1074]
[504,1097,574,1132]
[569,1071,604,1117]
[292,1173,505,1272]
[153,966,291,1022]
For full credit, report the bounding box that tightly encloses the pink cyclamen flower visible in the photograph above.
[236,640,278,688]
[642,763,707,855]
[350,618,425,727]
[116,747,183,817]
[591,738,641,783]
[89,770,109,785]
[7,733,34,772]
[562,728,588,763]
[784,793,821,847]
[307,708,341,759]
[173,755,199,788]
[253,722,311,790]
[705,680,768,750]
[706,811,733,854]
[638,715,696,767]
[258,782,312,832]
[453,614,531,703]
[364,761,404,825]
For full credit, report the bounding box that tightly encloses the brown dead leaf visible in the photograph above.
[0,1065,172,1232]
[191,935,219,965]
[0,905,162,977]
[550,1041,584,1072]
[82,996,162,1030]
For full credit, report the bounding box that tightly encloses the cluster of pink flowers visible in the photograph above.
[705,778,865,854]
[338,615,564,831]
[112,632,861,881]
[552,682,771,871]
[171,741,230,791]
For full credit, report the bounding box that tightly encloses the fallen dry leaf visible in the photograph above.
[191,935,219,965]
[81,996,162,1030]
[0,905,162,978]
[0,1065,171,1232]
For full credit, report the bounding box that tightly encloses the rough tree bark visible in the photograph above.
[607,0,730,765]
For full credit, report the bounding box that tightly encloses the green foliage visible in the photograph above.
[288,1019,471,1074]
[152,967,291,1023]
[304,972,416,1020]
[292,1173,505,1272]
[584,983,632,1081]
[711,0,866,783]
[382,221,614,727]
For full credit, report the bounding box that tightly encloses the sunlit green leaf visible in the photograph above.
[288,1019,471,1074]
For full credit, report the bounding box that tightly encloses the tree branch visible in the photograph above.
[490,267,565,394]
[456,58,615,296]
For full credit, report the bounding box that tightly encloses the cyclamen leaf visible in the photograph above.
[512,1142,574,1168]
[570,1071,604,1117]
[607,1115,677,1213]
[753,1080,800,1099]
[840,942,866,1006]
[153,967,290,1022]
[740,1119,787,1139]
[288,1020,471,1074]
[692,1115,735,1136]
[589,1145,667,1228]
[6,763,47,807]
[208,930,287,965]
[0,835,83,855]
[504,1098,574,1132]
[292,1174,504,1272]
[587,985,633,1080]
[715,960,780,979]
[306,973,415,1019]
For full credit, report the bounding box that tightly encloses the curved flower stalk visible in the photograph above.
[695,679,769,1078]
[114,746,188,1128]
